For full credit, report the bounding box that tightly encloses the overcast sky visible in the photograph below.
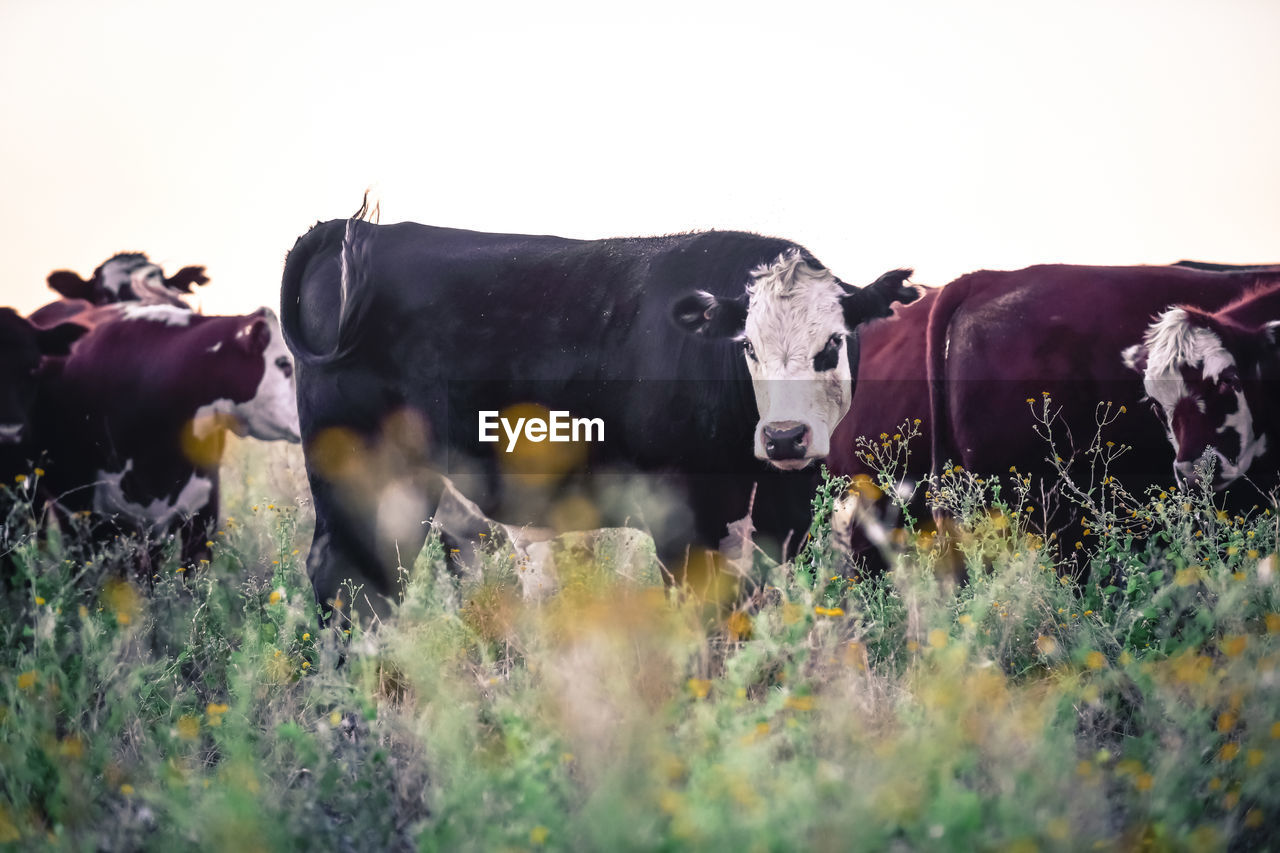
[2,0,1276,316]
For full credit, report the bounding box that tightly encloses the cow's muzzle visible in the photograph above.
[762,421,811,462]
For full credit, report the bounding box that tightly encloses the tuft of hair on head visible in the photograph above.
[352,189,381,224]
[747,249,833,298]
[1142,307,1201,376]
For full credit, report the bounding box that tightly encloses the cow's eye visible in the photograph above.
[813,334,842,372]
[276,356,294,378]
[742,339,758,363]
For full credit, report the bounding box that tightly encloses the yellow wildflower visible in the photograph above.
[686,679,711,700]
[1222,636,1248,658]
[176,715,200,741]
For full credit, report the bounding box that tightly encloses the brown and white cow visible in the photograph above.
[924,263,1280,532]
[28,304,300,562]
[45,252,209,307]
[1123,281,1280,494]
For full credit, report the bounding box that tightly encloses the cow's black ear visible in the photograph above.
[1121,344,1148,374]
[35,322,88,356]
[841,268,918,328]
[47,270,93,301]
[671,291,748,339]
[164,265,210,293]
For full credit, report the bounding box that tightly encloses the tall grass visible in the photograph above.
[1,432,1278,851]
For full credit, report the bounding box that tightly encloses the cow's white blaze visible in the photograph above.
[742,250,852,467]
[1138,307,1263,487]
[95,460,214,529]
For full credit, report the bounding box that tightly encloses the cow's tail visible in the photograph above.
[924,273,971,479]
[279,213,377,367]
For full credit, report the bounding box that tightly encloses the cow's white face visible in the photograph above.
[236,309,301,443]
[194,310,301,444]
[1123,308,1267,489]
[673,250,917,470]
[97,254,151,299]
[740,253,853,468]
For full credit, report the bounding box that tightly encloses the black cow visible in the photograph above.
[926,264,1280,529]
[28,304,300,563]
[46,252,209,307]
[280,216,918,621]
[0,309,83,461]
[1123,281,1280,496]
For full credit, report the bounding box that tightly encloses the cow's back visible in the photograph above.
[280,221,797,462]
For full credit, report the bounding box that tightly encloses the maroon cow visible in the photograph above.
[1123,281,1280,497]
[827,288,939,562]
[46,252,209,307]
[29,304,300,563]
[926,264,1280,530]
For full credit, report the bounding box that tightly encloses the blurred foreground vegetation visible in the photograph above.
[1,434,1279,851]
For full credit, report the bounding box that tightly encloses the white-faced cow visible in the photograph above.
[1123,281,1280,495]
[45,252,209,307]
[280,215,918,621]
[926,263,1280,533]
[28,304,300,563]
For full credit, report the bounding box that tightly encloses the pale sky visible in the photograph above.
[2,0,1277,317]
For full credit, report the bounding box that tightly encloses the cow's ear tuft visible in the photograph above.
[1121,344,1148,374]
[672,291,747,339]
[34,322,88,357]
[47,270,93,301]
[841,268,918,328]
[237,317,272,354]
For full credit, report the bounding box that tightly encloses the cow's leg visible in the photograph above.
[304,461,457,627]
[179,474,219,567]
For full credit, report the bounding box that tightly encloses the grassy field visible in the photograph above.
[1,431,1279,852]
